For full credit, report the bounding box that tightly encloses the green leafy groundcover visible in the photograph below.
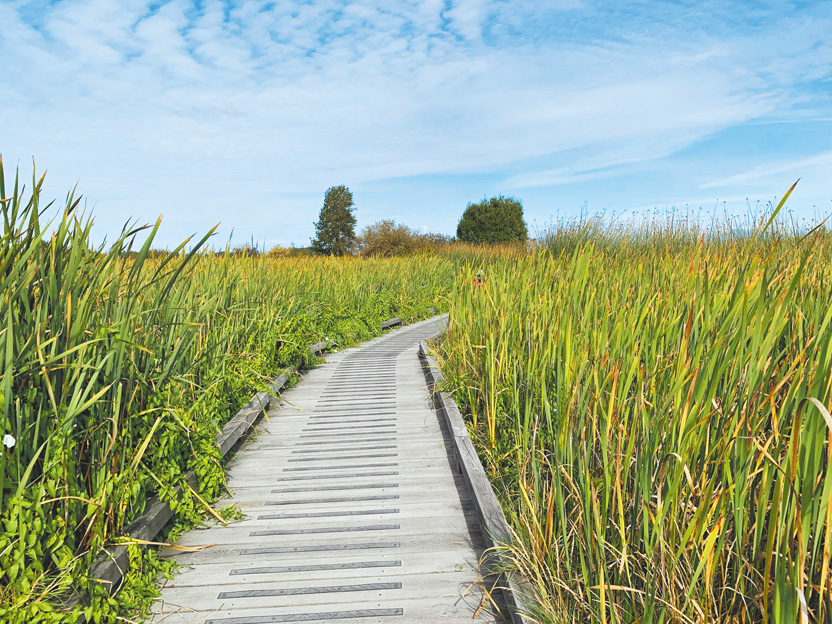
[0,164,453,622]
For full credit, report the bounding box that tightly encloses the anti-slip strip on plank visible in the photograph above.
[291,445,397,453]
[313,396,396,402]
[281,463,399,472]
[311,408,398,414]
[318,387,395,393]
[217,583,403,600]
[333,360,397,365]
[257,509,399,520]
[319,384,395,390]
[322,378,395,383]
[317,395,395,401]
[274,471,400,481]
[324,373,396,377]
[341,360,400,364]
[271,483,398,493]
[325,370,395,376]
[319,386,395,390]
[302,424,396,432]
[294,437,396,446]
[249,524,401,536]
[308,413,397,419]
[287,453,398,463]
[324,382,396,388]
[297,429,396,444]
[330,363,397,368]
[320,385,396,390]
[343,358,401,362]
[310,406,397,414]
[306,419,399,426]
[205,608,404,623]
[264,495,400,505]
[229,561,402,576]
[321,380,395,385]
[304,419,397,425]
[330,368,398,373]
[298,432,395,439]
[316,394,396,400]
[300,422,397,430]
[316,393,395,397]
[239,542,400,555]
[327,376,397,382]
[314,402,396,409]
[315,396,396,402]
[317,395,396,401]
[309,412,398,419]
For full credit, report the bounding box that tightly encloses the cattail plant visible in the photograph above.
[0,159,452,621]
[437,185,832,623]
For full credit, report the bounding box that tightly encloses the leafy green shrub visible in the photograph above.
[358,220,447,257]
[267,245,290,258]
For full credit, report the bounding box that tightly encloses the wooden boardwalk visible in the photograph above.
[149,316,504,623]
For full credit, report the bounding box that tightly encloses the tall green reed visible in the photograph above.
[0,160,453,622]
[437,209,832,622]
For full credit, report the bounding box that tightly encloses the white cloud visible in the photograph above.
[1,0,830,244]
[701,152,832,189]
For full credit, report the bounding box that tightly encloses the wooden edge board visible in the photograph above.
[216,375,289,456]
[66,316,413,619]
[380,316,402,329]
[418,340,532,624]
[87,472,200,594]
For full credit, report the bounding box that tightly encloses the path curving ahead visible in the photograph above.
[148,315,505,623]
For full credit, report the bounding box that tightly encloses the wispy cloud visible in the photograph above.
[1,0,830,245]
[702,152,832,189]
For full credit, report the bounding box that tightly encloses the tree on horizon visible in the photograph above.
[310,185,356,256]
[456,195,527,244]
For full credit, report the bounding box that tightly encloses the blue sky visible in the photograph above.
[1,0,830,248]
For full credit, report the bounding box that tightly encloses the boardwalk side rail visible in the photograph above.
[66,314,415,619]
[418,340,531,624]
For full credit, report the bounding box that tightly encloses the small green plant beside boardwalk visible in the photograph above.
[0,163,451,622]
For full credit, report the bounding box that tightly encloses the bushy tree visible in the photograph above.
[456,195,528,244]
[358,220,421,257]
[311,185,356,255]
[267,245,290,258]
[358,220,452,257]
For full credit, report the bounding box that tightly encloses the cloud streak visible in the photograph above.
[1,0,830,245]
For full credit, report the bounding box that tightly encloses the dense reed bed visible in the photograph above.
[437,212,832,622]
[0,163,452,622]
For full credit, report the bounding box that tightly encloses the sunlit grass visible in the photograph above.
[0,161,453,621]
[437,191,832,623]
